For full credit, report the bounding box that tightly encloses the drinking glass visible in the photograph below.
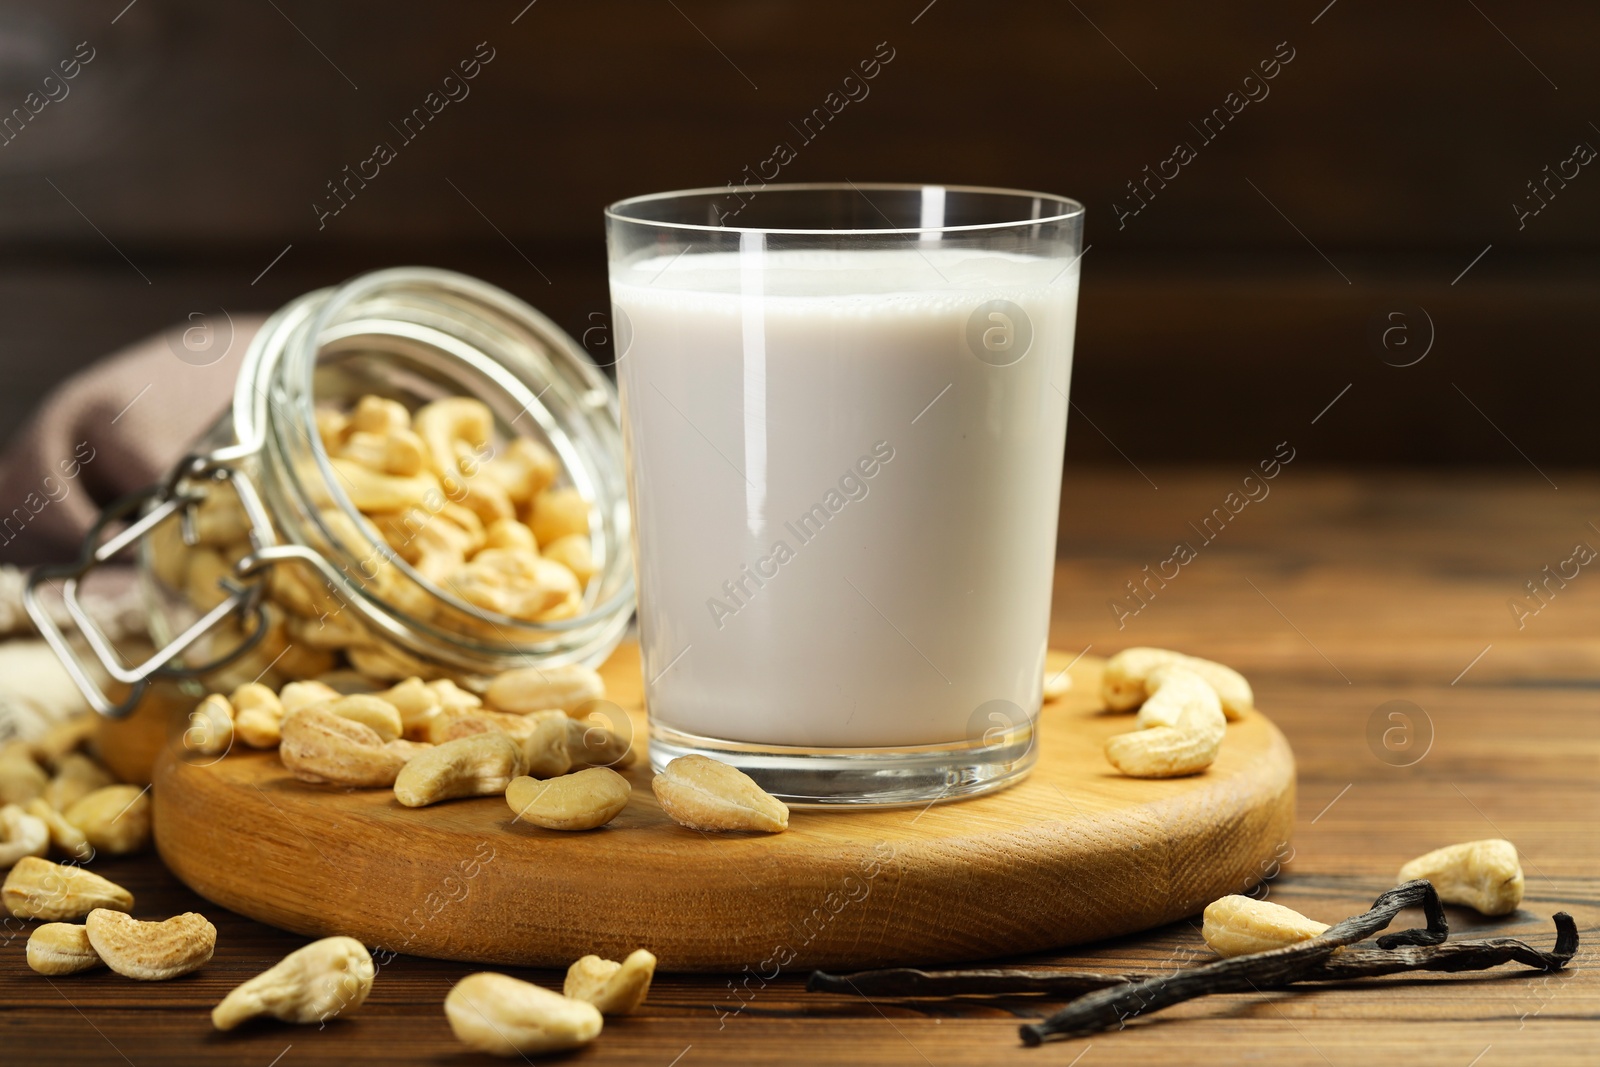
[606,183,1084,806]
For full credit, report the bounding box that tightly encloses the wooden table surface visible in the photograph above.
[4,468,1596,1065]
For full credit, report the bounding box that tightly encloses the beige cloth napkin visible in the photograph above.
[0,319,266,739]
[0,317,265,566]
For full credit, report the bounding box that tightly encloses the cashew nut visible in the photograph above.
[414,397,494,495]
[185,693,235,756]
[428,677,483,710]
[44,753,115,812]
[541,533,596,587]
[1103,666,1226,778]
[1102,646,1253,720]
[522,714,574,778]
[279,708,419,787]
[424,707,560,746]
[451,473,517,526]
[30,715,98,769]
[184,547,236,612]
[329,457,441,514]
[191,489,251,546]
[651,755,789,833]
[338,428,428,477]
[486,663,606,715]
[350,394,410,435]
[445,972,603,1056]
[63,785,152,855]
[25,798,93,861]
[279,680,342,715]
[565,713,635,770]
[448,548,578,621]
[0,746,48,805]
[528,487,591,546]
[563,949,656,1015]
[86,908,216,980]
[1202,895,1329,957]
[394,733,527,808]
[317,694,404,741]
[481,438,559,506]
[232,683,286,749]
[148,513,192,590]
[345,642,443,684]
[381,676,444,740]
[2,856,133,920]
[482,517,538,555]
[27,922,102,975]
[268,561,344,619]
[1398,839,1524,916]
[506,768,631,831]
[212,936,376,1030]
[0,803,51,868]
[315,406,350,450]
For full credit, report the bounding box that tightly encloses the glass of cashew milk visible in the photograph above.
[606,184,1084,805]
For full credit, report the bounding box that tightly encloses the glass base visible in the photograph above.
[648,720,1038,808]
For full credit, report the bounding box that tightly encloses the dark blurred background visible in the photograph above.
[1,0,1595,470]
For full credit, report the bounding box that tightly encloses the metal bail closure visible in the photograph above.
[24,458,279,719]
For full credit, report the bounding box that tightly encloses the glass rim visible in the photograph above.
[605,182,1086,237]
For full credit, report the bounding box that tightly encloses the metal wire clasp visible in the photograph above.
[24,455,282,718]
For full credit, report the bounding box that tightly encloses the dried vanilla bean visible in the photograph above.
[1308,913,1575,981]
[808,911,1575,1000]
[1021,880,1459,1044]
[809,968,1132,997]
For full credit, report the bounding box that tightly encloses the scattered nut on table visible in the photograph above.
[44,753,115,812]
[63,784,152,855]
[506,768,632,831]
[1,802,53,869]
[28,715,99,769]
[1,856,133,920]
[85,908,217,981]
[564,948,657,1015]
[652,755,789,833]
[445,972,604,1056]
[24,798,93,861]
[1202,895,1329,957]
[26,922,103,975]
[1104,666,1227,778]
[212,936,376,1030]
[1398,839,1524,916]
[0,745,49,805]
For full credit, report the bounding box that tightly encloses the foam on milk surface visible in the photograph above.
[614,247,1078,747]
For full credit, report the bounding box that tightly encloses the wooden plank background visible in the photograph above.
[0,1,1595,468]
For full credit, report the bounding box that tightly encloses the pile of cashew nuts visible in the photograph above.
[148,394,597,692]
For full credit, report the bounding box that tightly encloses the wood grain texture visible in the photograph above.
[3,469,1596,1065]
[3,0,1599,473]
[149,649,1294,971]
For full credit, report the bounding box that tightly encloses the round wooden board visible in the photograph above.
[153,644,1295,973]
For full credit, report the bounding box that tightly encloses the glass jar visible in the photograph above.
[27,267,634,716]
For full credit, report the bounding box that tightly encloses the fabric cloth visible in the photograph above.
[0,317,265,566]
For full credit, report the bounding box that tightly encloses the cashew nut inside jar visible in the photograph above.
[39,268,634,713]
